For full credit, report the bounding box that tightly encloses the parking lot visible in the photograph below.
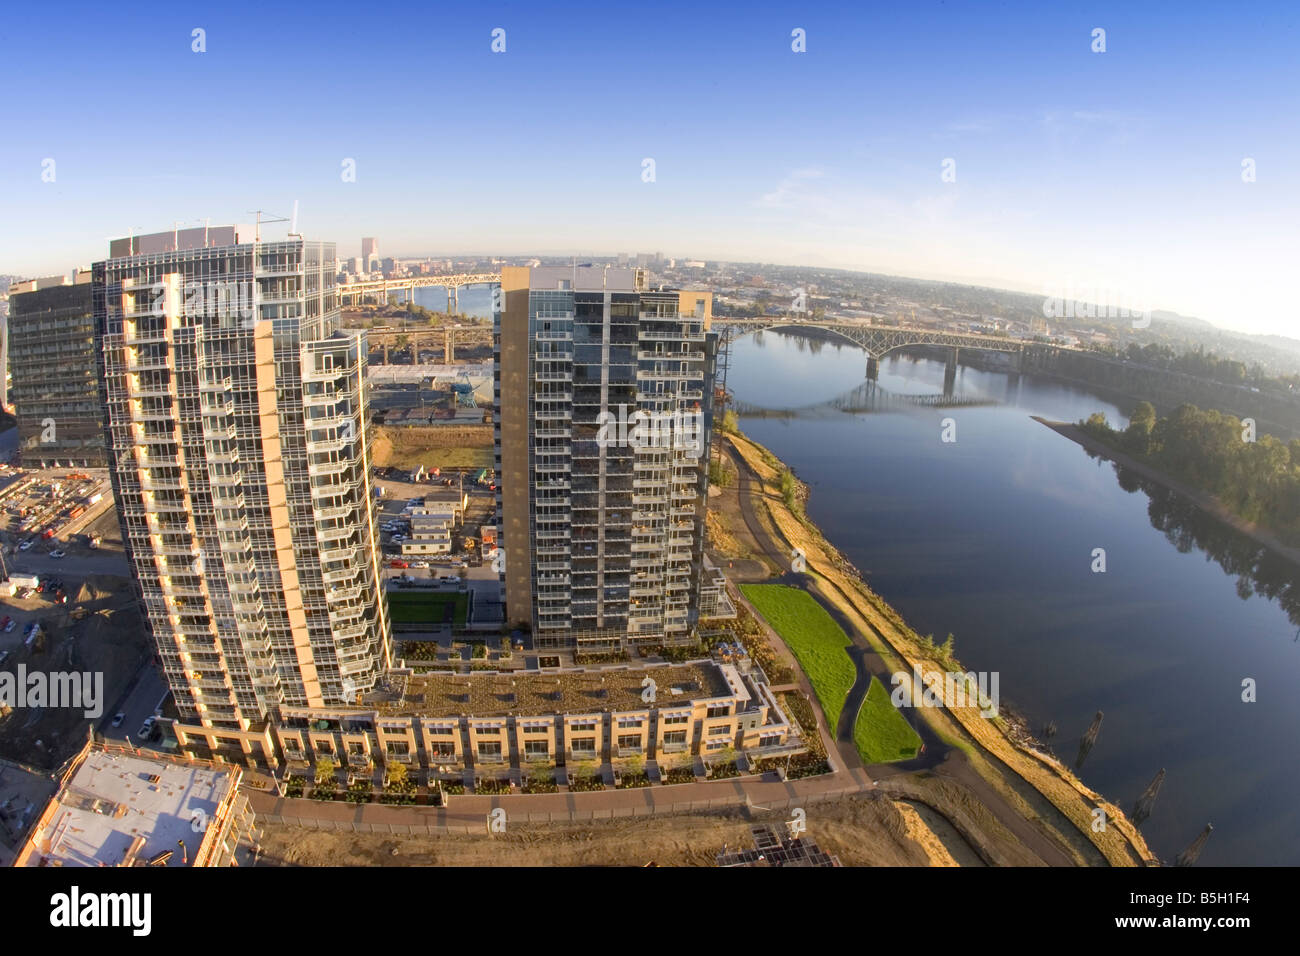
[371,468,496,578]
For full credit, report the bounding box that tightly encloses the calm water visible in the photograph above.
[729,331,1300,866]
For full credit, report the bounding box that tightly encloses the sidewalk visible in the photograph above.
[248,767,874,835]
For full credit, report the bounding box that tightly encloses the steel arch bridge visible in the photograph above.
[336,273,501,308]
[714,318,1027,359]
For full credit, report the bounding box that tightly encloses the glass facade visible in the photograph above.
[95,234,392,731]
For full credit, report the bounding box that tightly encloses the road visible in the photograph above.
[97,665,169,750]
[7,550,129,579]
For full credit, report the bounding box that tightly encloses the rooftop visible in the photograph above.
[18,746,238,867]
[366,662,733,718]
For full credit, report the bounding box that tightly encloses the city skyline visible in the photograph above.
[1,2,1295,337]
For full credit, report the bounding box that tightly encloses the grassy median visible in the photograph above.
[740,583,920,765]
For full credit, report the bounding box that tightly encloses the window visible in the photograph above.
[617,718,642,729]
[618,735,641,749]
[709,725,732,737]
[570,737,596,752]
[705,740,729,751]
[706,705,731,719]
[477,741,502,756]
[663,730,687,745]
[524,740,549,756]
[663,714,689,725]
[570,721,596,733]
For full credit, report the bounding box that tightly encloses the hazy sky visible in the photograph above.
[1,1,1296,336]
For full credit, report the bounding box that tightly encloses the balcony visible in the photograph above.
[322,566,361,586]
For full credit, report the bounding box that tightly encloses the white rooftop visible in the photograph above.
[22,748,235,867]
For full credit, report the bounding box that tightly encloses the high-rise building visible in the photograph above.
[361,237,379,274]
[495,265,717,653]
[7,272,107,467]
[95,227,391,765]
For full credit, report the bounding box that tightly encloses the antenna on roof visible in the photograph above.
[289,200,300,238]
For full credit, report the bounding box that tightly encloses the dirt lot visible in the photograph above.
[0,575,148,770]
[256,792,959,867]
[370,425,493,471]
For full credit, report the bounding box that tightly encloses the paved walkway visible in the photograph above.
[249,767,875,834]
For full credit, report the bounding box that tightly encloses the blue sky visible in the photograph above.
[1,1,1296,335]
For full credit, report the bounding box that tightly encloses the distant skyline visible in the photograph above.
[1,1,1296,337]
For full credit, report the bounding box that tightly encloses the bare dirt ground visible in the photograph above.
[370,425,493,471]
[256,793,936,867]
[0,575,148,770]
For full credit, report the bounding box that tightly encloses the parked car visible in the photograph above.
[49,549,66,559]
[137,716,156,738]
[18,539,32,551]
[15,587,30,600]
[111,712,126,728]
[411,560,430,569]
[390,559,409,569]
[0,650,9,667]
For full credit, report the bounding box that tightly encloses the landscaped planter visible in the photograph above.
[662,767,696,785]
[568,775,605,792]
[474,778,513,795]
[615,772,651,789]
[705,761,741,780]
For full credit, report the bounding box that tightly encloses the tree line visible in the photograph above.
[1081,401,1300,545]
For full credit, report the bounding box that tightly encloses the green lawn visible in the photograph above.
[854,677,922,763]
[740,584,855,732]
[386,590,469,628]
[741,583,921,765]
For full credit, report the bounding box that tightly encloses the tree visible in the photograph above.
[315,756,336,784]
[385,760,408,788]
[1123,401,1157,455]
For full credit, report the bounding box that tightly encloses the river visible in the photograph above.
[728,330,1300,866]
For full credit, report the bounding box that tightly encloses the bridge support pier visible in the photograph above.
[866,355,879,381]
[382,344,389,365]
[943,347,958,397]
[445,329,454,363]
[448,286,458,317]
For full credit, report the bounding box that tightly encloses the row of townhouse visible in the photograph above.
[270,660,802,777]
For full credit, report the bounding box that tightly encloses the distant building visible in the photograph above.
[7,272,107,467]
[361,237,379,262]
[14,739,257,867]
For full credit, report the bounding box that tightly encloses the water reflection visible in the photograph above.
[1107,462,1300,630]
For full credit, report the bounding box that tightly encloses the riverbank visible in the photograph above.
[721,427,1157,866]
[1035,417,1300,568]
